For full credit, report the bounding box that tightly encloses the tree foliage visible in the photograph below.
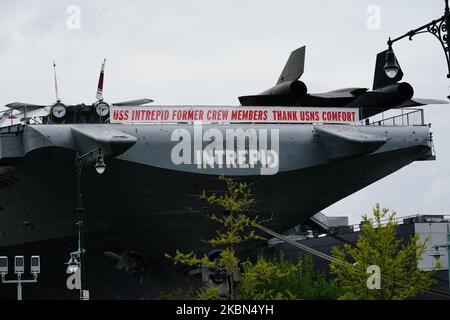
[330,204,435,300]
[236,253,340,300]
[165,175,264,299]
[166,175,339,300]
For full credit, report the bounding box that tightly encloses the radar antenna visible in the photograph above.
[53,61,60,103]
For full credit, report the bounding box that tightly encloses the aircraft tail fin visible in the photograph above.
[276,46,306,85]
[96,59,106,101]
[372,50,403,90]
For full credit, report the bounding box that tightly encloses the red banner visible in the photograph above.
[110,106,360,124]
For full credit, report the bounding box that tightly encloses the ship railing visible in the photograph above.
[363,108,425,127]
[347,214,450,233]
[303,214,450,236]
[0,123,23,134]
[275,214,450,244]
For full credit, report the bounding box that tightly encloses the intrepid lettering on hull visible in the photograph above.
[171,123,280,175]
[111,105,359,124]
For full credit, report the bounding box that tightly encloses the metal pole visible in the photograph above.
[71,148,103,300]
[445,0,450,78]
[447,223,450,292]
[76,158,85,300]
[2,272,38,300]
[389,16,445,45]
[17,275,22,301]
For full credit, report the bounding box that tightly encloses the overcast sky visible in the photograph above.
[0,0,449,224]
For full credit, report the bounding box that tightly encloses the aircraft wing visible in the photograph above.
[397,98,449,107]
[308,88,368,99]
[112,98,153,106]
[5,102,47,111]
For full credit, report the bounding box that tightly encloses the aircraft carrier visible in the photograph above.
[0,45,445,299]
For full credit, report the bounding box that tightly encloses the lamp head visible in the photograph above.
[95,153,106,174]
[0,256,8,275]
[66,256,79,273]
[384,44,400,78]
[67,264,79,273]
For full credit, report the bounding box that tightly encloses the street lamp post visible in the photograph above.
[1,256,40,300]
[384,0,450,96]
[68,147,106,300]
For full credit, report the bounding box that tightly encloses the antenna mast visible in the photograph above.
[53,61,60,102]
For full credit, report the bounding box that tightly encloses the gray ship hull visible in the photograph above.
[0,122,434,299]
